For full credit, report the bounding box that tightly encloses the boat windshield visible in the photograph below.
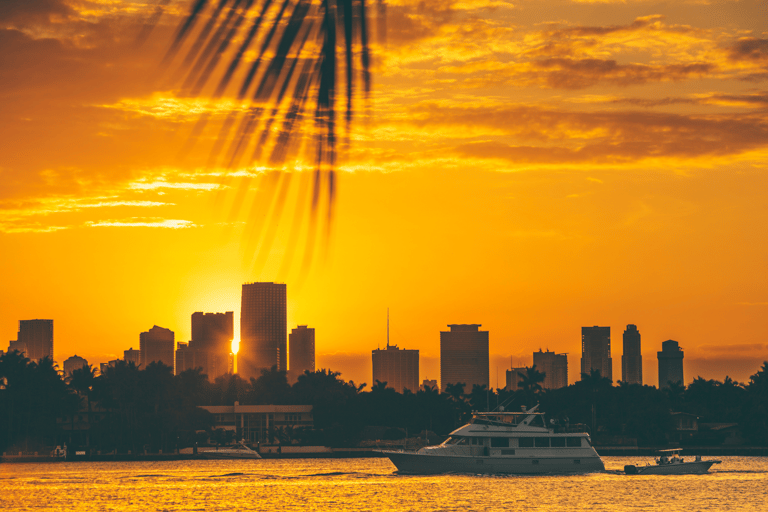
[442,437,468,446]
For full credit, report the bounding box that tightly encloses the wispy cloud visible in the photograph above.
[87,218,196,229]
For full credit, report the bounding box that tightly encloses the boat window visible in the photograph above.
[566,437,582,447]
[501,449,515,456]
[550,437,566,448]
[456,438,468,445]
[490,438,509,448]
[471,437,483,445]
[534,437,550,448]
[519,438,534,448]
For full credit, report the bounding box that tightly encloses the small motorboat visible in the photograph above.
[624,448,720,475]
[197,441,262,460]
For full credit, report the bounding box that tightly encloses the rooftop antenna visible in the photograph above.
[387,307,390,348]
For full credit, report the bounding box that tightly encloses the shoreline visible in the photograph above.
[3,446,768,463]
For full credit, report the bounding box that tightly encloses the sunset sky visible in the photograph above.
[1,0,767,388]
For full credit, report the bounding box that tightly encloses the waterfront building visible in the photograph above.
[189,312,234,379]
[240,282,287,380]
[99,359,119,374]
[17,319,53,361]
[440,324,489,393]
[140,325,175,370]
[372,343,419,393]
[200,404,313,443]
[124,348,141,366]
[580,326,612,382]
[658,339,684,388]
[63,355,89,376]
[533,349,568,389]
[289,325,315,382]
[621,324,643,385]
[505,367,527,391]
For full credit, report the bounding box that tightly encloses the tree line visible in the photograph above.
[1,349,766,453]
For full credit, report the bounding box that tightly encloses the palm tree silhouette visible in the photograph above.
[145,0,378,273]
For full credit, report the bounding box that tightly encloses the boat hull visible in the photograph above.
[384,451,605,475]
[625,460,720,475]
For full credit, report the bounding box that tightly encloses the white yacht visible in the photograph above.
[383,405,604,474]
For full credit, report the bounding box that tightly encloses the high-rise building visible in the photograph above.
[99,359,119,374]
[289,325,315,381]
[658,339,684,388]
[63,355,89,376]
[533,349,568,389]
[580,326,612,381]
[17,319,53,361]
[140,325,175,369]
[240,282,287,380]
[175,342,206,375]
[188,312,234,379]
[440,324,489,393]
[372,343,419,393]
[621,324,643,385]
[505,367,527,391]
[124,348,141,366]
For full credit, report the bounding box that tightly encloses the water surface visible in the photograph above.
[1,456,765,511]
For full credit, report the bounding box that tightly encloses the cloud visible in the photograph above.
[728,38,768,63]
[87,218,195,228]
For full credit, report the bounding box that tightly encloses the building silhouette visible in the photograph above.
[124,348,141,366]
[289,325,315,383]
[421,379,438,391]
[182,312,234,380]
[7,340,27,356]
[581,326,612,381]
[440,324,489,393]
[505,367,527,391]
[17,319,53,361]
[621,324,643,385]
[240,282,287,380]
[63,355,89,376]
[99,359,119,374]
[658,339,684,388]
[533,349,568,389]
[140,325,175,370]
[372,343,419,393]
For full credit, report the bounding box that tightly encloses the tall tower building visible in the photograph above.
[17,319,53,361]
[140,325,175,369]
[240,282,287,380]
[63,355,89,376]
[440,324,489,394]
[505,367,527,392]
[621,324,643,385]
[533,349,568,389]
[581,326,612,382]
[372,314,419,394]
[289,325,315,380]
[658,339,684,388]
[184,311,234,379]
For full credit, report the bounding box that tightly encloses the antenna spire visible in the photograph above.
[387,307,390,348]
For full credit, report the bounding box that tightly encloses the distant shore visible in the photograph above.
[3,446,768,463]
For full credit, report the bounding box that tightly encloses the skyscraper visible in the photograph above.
[187,311,234,379]
[140,325,175,369]
[63,355,88,376]
[372,343,419,393]
[658,339,684,388]
[533,349,568,389]
[17,319,53,361]
[289,325,315,380]
[621,324,643,385]
[581,326,612,381]
[240,282,287,380]
[505,367,527,391]
[440,324,489,393]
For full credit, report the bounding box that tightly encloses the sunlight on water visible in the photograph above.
[1,457,766,511]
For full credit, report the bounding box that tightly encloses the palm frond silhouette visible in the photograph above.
[146,0,379,278]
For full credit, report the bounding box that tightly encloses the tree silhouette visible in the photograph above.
[517,365,545,404]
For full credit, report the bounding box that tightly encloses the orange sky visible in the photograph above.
[1,0,767,388]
